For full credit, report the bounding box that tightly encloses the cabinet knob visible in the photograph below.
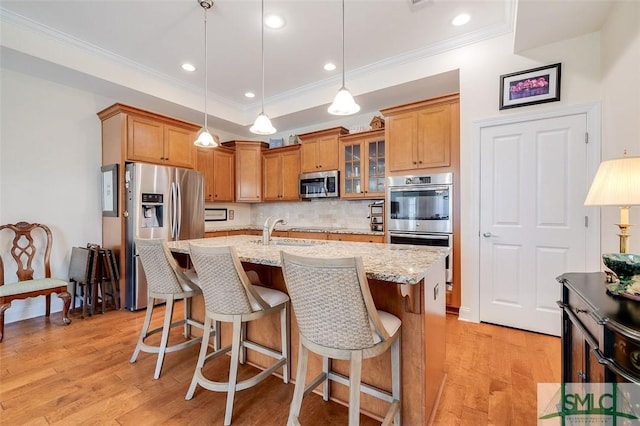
[413,161,417,165]
[418,160,423,164]
[577,369,586,381]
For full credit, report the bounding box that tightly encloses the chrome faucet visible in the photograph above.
[262,216,287,245]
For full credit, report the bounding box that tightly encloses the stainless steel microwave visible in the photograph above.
[299,170,339,199]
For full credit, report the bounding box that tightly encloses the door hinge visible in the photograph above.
[585,132,589,144]
[585,216,589,227]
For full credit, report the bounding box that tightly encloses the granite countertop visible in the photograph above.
[168,235,448,285]
[204,225,384,236]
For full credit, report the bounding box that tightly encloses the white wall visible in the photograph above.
[600,0,640,254]
[0,69,106,323]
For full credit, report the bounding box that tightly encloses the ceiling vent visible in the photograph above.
[408,0,434,10]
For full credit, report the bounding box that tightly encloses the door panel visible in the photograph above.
[480,113,589,336]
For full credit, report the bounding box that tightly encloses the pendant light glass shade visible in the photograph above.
[250,112,276,135]
[250,0,276,135]
[194,0,218,148]
[328,87,360,115]
[194,128,218,147]
[328,0,359,116]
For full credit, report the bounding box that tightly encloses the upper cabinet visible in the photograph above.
[298,127,349,173]
[223,141,268,203]
[263,145,301,202]
[196,146,235,202]
[339,129,385,199]
[381,94,458,173]
[98,103,199,169]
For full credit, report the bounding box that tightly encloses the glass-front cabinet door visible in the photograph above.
[339,129,385,199]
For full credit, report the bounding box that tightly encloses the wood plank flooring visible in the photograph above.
[0,304,560,425]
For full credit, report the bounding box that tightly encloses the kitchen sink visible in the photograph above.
[253,238,324,247]
[272,239,325,247]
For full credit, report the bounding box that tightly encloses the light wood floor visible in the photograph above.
[0,304,560,425]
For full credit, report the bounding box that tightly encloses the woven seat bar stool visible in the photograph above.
[280,252,401,426]
[185,244,290,426]
[130,238,207,380]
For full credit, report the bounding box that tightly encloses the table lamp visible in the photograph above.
[584,151,640,254]
[584,151,640,290]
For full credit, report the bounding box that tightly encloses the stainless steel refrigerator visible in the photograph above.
[124,163,204,310]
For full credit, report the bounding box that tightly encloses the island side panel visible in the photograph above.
[423,255,447,424]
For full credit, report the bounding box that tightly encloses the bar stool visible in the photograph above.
[280,252,401,426]
[67,246,94,317]
[185,244,290,426]
[130,238,206,379]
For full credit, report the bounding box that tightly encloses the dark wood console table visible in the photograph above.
[557,272,640,383]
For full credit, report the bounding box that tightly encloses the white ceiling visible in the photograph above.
[0,0,616,139]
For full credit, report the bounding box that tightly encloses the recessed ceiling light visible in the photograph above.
[181,63,196,72]
[245,92,256,98]
[324,63,336,71]
[452,13,470,26]
[264,14,285,29]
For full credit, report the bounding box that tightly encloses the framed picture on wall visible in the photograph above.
[101,164,118,217]
[499,63,561,110]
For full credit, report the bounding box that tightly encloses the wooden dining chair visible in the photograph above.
[0,222,71,342]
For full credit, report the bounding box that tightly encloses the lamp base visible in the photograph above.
[617,223,631,254]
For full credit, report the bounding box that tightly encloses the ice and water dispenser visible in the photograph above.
[141,193,163,228]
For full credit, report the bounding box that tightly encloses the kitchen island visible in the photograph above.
[168,235,448,425]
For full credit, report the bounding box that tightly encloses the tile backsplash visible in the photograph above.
[205,199,381,231]
[253,199,379,229]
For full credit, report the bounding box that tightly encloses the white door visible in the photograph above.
[479,113,590,336]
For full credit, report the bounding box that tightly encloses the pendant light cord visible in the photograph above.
[341,0,345,89]
[260,0,265,114]
[203,7,209,130]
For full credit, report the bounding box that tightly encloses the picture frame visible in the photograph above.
[101,164,118,217]
[205,208,227,222]
[499,63,561,110]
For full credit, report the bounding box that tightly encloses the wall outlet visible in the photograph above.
[229,209,234,220]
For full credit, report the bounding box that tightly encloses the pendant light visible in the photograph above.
[328,0,360,116]
[194,0,219,148]
[250,0,276,135]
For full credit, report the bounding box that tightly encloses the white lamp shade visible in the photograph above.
[250,113,276,135]
[328,87,360,116]
[194,128,218,148]
[584,156,640,206]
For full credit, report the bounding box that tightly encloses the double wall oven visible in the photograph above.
[387,172,453,287]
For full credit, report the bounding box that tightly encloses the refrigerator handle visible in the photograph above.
[176,182,182,239]
[170,182,177,239]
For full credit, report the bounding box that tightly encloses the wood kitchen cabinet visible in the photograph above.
[298,126,348,173]
[196,146,235,202]
[381,94,458,173]
[339,129,385,199]
[99,104,199,170]
[263,145,300,201]
[382,93,461,313]
[327,233,384,243]
[223,141,267,203]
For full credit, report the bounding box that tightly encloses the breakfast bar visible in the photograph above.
[168,235,448,425]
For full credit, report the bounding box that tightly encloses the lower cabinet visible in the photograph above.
[328,234,384,243]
